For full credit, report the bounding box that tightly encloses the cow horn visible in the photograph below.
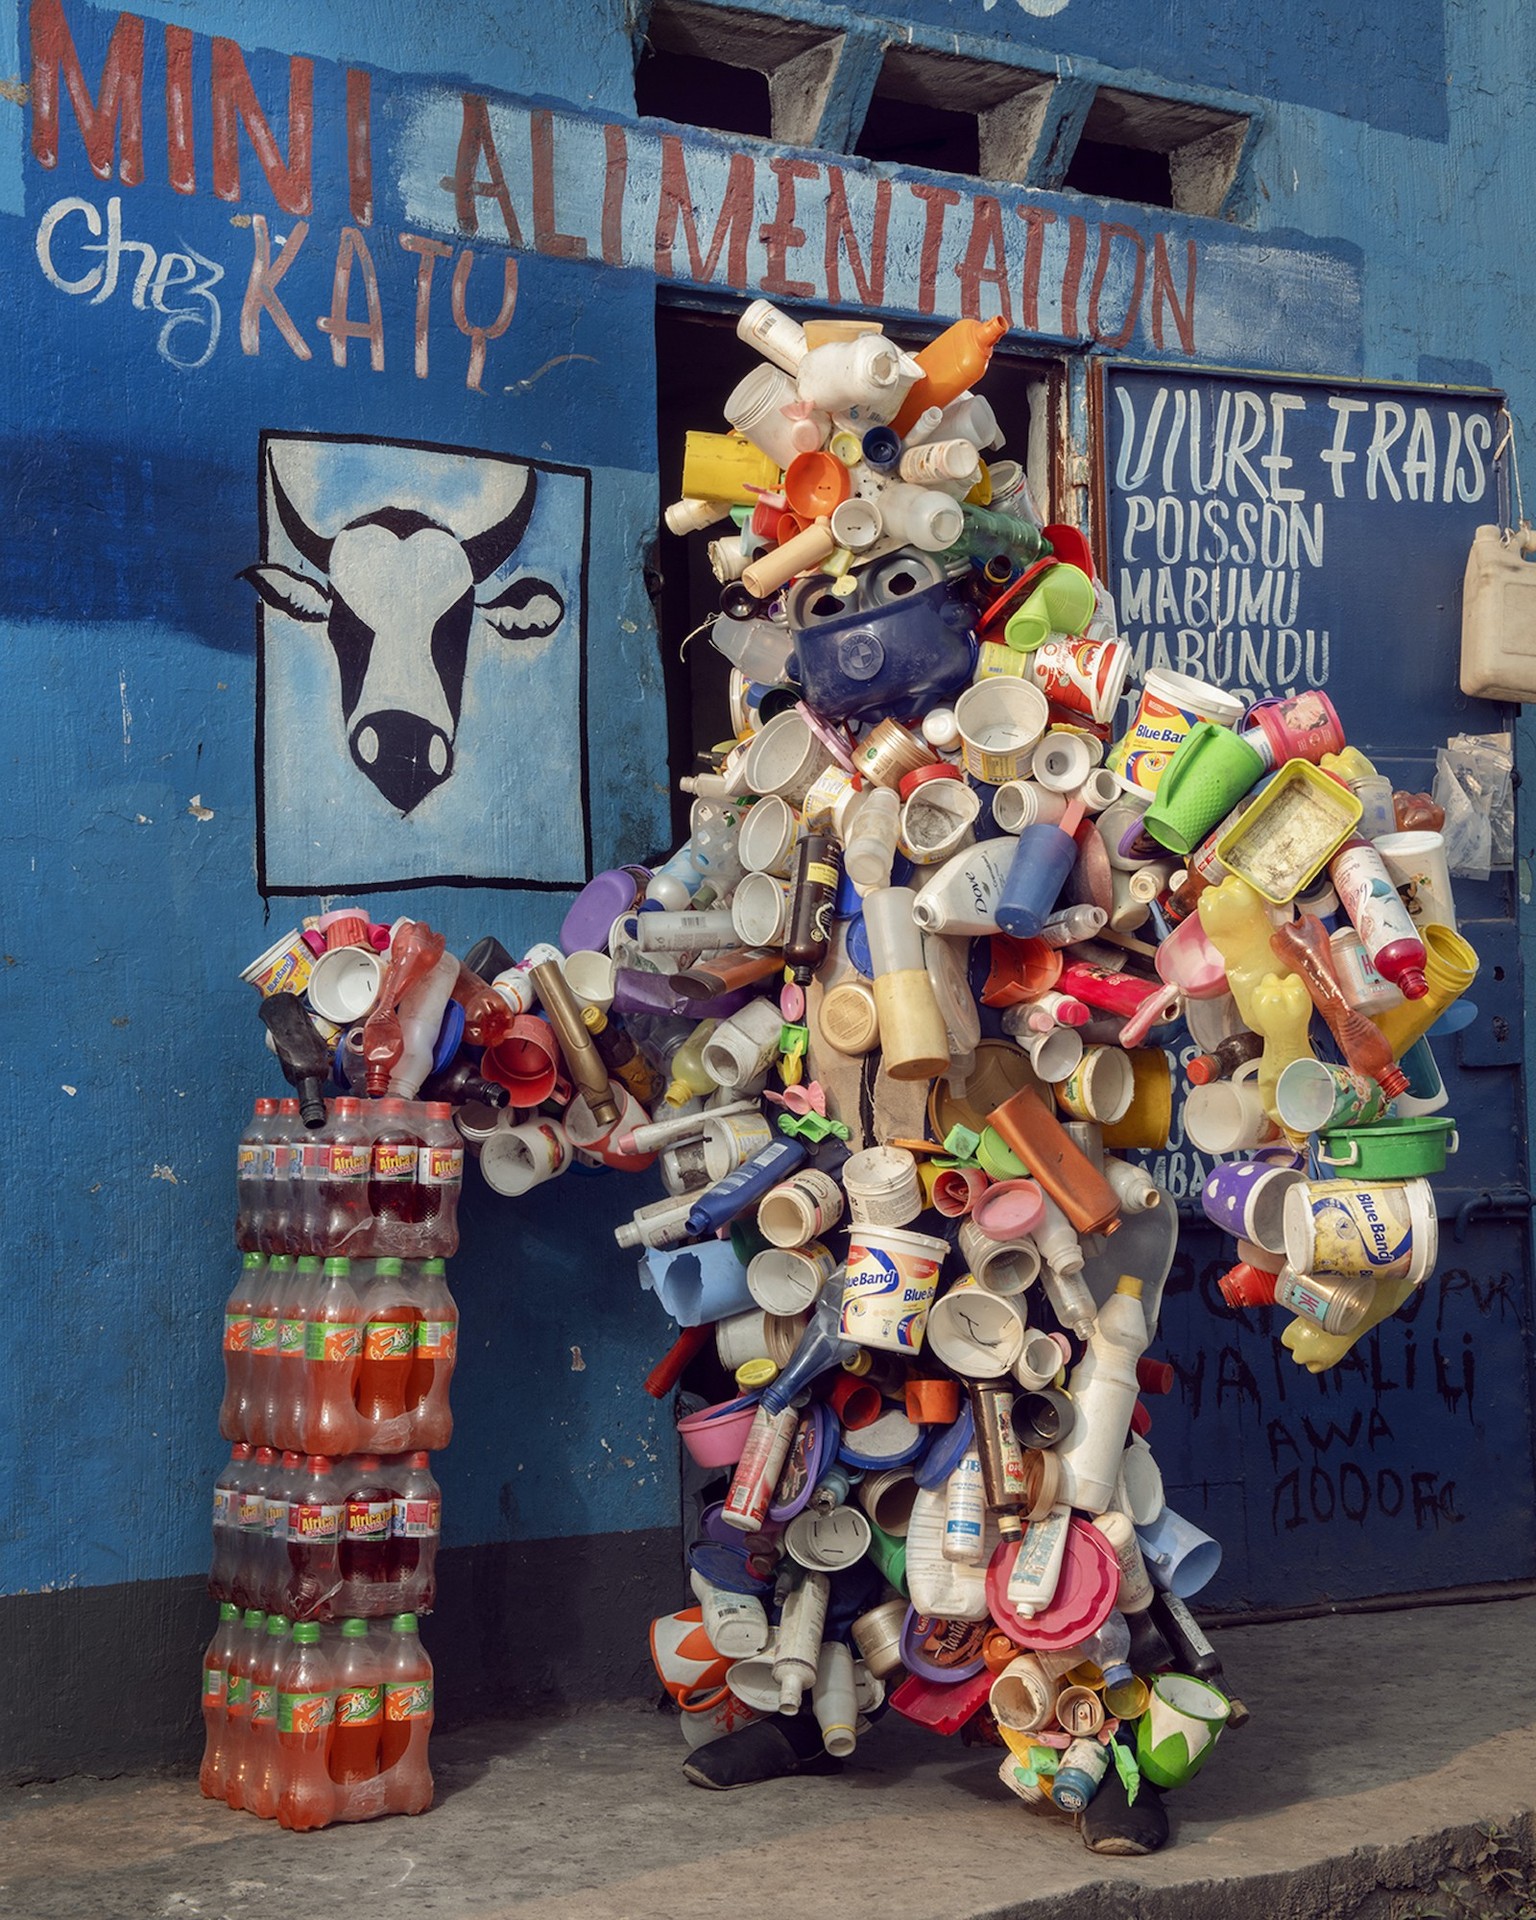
[462,468,538,583]
[266,456,334,573]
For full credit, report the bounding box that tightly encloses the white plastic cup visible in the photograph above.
[737,794,802,877]
[923,1276,1027,1378]
[304,944,384,1024]
[829,496,882,551]
[1055,1046,1135,1125]
[841,1145,922,1227]
[747,1241,837,1315]
[898,781,980,866]
[479,1120,573,1197]
[725,362,819,470]
[954,680,1049,785]
[1183,1060,1279,1155]
[1016,1023,1084,1084]
[714,1307,809,1374]
[562,949,616,1012]
[839,1224,949,1353]
[1033,730,1094,793]
[1013,1329,1064,1391]
[742,708,836,804]
[730,871,793,949]
[1374,830,1458,933]
[958,1220,1040,1297]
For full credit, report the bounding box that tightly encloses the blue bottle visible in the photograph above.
[994,799,1085,940]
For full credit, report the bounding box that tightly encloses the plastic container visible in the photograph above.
[1216,761,1364,905]
[954,680,1049,785]
[1282,1176,1438,1285]
[1113,669,1245,794]
[678,1397,762,1468]
[840,1225,950,1352]
[841,1145,923,1226]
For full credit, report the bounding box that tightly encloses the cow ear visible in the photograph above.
[479,574,565,640]
[241,564,331,624]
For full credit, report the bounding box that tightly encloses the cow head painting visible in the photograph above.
[250,433,591,895]
[245,451,565,815]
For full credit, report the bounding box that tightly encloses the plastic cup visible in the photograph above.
[1374,830,1458,933]
[1002,563,1098,653]
[958,1219,1040,1297]
[742,708,836,804]
[923,1277,1026,1378]
[240,928,314,997]
[746,1241,837,1315]
[1015,1023,1083,1085]
[1246,691,1345,768]
[1183,1059,1278,1155]
[1054,1046,1134,1125]
[1143,723,1268,860]
[784,449,851,520]
[839,1224,949,1353]
[1100,1050,1173,1150]
[1282,1176,1438,1285]
[319,909,371,950]
[562,949,616,1012]
[1275,1058,1391,1134]
[955,680,1049,785]
[1026,637,1132,723]
[304,944,384,1024]
[1199,1161,1305,1253]
[1135,1673,1231,1787]
[724,363,808,471]
[730,871,793,948]
[737,795,802,877]
[1113,669,1245,794]
[484,1015,561,1106]
[479,1120,573,1196]
[1133,1508,1223,1599]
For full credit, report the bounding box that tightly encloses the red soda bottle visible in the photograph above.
[236,1447,279,1611]
[319,1097,372,1255]
[406,1260,458,1451]
[222,1607,267,1811]
[304,1257,364,1458]
[275,1621,338,1831]
[380,1613,434,1815]
[210,1445,250,1601]
[328,1617,385,1788]
[270,1257,321,1454]
[245,1613,291,1821]
[390,1453,441,1614]
[236,1098,279,1252]
[199,1601,241,1799]
[261,1450,302,1615]
[357,1259,419,1439]
[416,1103,464,1259]
[243,1256,291,1448]
[287,1455,343,1623]
[263,1099,302,1254]
[219,1254,264,1442]
[368,1099,424,1255]
[292,1102,333,1257]
[339,1456,394,1616]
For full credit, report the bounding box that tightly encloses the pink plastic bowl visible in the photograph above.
[970,1177,1046,1244]
[677,1396,760,1468]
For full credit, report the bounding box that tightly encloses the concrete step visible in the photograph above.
[2,1597,1533,1920]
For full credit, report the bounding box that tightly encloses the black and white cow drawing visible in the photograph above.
[244,452,566,814]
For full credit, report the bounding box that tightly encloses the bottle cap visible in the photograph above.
[580,1004,606,1032]
[255,1098,278,1115]
[1185,1054,1219,1085]
[897,762,962,799]
[1116,1275,1143,1299]
[1397,968,1428,999]
[305,1454,333,1473]
[219,1601,240,1621]
[423,1259,447,1275]
[279,1098,299,1115]
[425,1102,452,1118]
[268,1256,294,1272]
[295,1255,321,1273]
[819,981,880,1056]
[243,1252,263,1269]
[736,1357,779,1391]
[266,1615,291,1637]
[242,1609,266,1628]
[293,1622,321,1643]
[376,1258,403,1276]
[335,1096,360,1115]
[323,1257,350,1276]
[340,1618,370,1638]
[391,1613,420,1632]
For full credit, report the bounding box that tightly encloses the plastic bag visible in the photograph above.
[1433,731,1514,878]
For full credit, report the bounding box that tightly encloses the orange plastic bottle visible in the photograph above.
[362,922,447,1095]
[356,1258,419,1434]
[1269,915,1408,1098]
[304,1257,365,1458]
[985,1086,1121,1237]
[328,1617,385,1787]
[380,1613,435,1815]
[245,1613,292,1821]
[407,1259,459,1451]
[222,1607,266,1811]
[275,1621,338,1831]
[891,316,1008,437]
[199,1602,240,1801]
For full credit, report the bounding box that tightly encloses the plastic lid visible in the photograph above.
[281,1450,302,1467]
[219,1601,240,1620]
[839,1407,928,1470]
[268,1256,294,1271]
[379,1097,406,1114]
[376,1258,403,1275]
[1115,1276,1144,1299]
[255,1098,278,1115]
[292,1622,322,1643]
[305,1454,333,1473]
[243,1252,263,1269]
[353,1454,382,1471]
[279,1098,299,1115]
[580,1004,606,1032]
[912,1400,976,1489]
[390,1614,419,1632]
[341,1618,370,1638]
[407,1451,430,1467]
[295,1255,321,1273]
[900,1608,990,1683]
[736,1357,779,1390]
[845,914,873,979]
[820,980,880,1054]
[323,1257,350,1275]
[984,1521,1119,1650]
[242,1608,266,1628]
[423,1259,446,1276]
[898,762,963,799]
[1186,1054,1219,1086]
[267,1614,292,1636]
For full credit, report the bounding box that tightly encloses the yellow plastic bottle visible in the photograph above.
[1372,924,1478,1059]
[1248,972,1314,1126]
[664,1020,720,1107]
[1196,876,1296,1030]
[891,316,1008,437]
[1282,1272,1418,1373]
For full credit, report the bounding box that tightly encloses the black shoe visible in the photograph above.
[682,1713,843,1791]
[1081,1765,1170,1856]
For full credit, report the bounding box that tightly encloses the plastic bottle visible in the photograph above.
[689,1569,769,1657]
[529,958,621,1127]
[242,1256,288,1447]
[774,1571,829,1713]
[995,798,1085,938]
[219,1253,265,1442]
[305,1256,365,1459]
[380,1613,435,1814]
[1197,875,1297,1029]
[275,1620,338,1831]
[210,1445,250,1600]
[1150,1592,1246,1725]
[1186,1031,1264,1084]
[222,1607,267,1811]
[287,1454,343,1623]
[391,950,459,1099]
[245,1611,291,1821]
[684,1138,808,1236]
[1051,1737,1109,1812]
[363,921,447,1096]
[722,1292,854,1531]
[1037,903,1107,948]
[1249,971,1316,1121]
[969,1382,1028,1541]
[1330,838,1428,998]
[391,1453,441,1614]
[338,1456,394,1616]
[407,1260,458,1450]
[737,297,809,372]
[1269,915,1409,1099]
[1055,1276,1148,1514]
[262,1100,302,1255]
[269,1256,321,1453]
[316,1097,372,1256]
[414,1105,462,1267]
[329,1617,385,1786]
[838,790,896,895]
[582,1006,664,1105]
[261,1451,302,1615]
[368,1100,424,1256]
[891,315,1008,437]
[812,1640,859,1756]
[236,1099,280,1251]
[865,886,951,1081]
[662,1019,720,1107]
[199,1601,241,1800]
[1005,1501,1071,1615]
[701,997,785,1090]
[911,837,1019,935]
[357,1259,420,1433]
[291,1103,332,1257]
[943,1448,987,1564]
[1091,1512,1154,1614]
[785,835,844,983]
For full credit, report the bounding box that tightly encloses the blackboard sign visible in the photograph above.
[1098,366,1535,1609]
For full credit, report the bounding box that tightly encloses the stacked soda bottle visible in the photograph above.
[200,1607,433,1827]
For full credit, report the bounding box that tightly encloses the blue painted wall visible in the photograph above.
[2,0,1533,1627]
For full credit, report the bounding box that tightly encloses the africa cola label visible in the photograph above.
[298,1140,330,1183]
[336,1684,383,1728]
[372,1142,416,1182]
[418,1145,464,1186]
[329,1141,370,1181]
[288,1500,342,1543]
[384,1681,433,1721]
[346,1497,392,1543]
[277,1690,334,1734]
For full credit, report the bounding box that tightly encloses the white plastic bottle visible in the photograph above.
[911,837,1020,934]
[864,888,951,1082]
[700,997,785,1090]
[904,1484,990,1621]
[388,950,458,1099]
[689,1570,769,1657]
[736,297,808,372]
[1055,1276,1149,1515]
[812,1641,858,1756]
[843,787,900,891]
[774,1572,829,1712]
[1034,1194,1096,1342]
[942,1449,987,1565]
